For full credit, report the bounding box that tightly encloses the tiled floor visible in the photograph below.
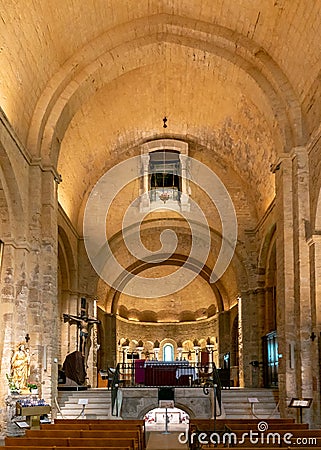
[146,431,189,449]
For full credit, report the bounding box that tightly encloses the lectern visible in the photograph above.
[16,402,51,429]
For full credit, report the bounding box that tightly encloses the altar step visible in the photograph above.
[221,388,280,419]
[57,388,112,419]
[56,387,279,421]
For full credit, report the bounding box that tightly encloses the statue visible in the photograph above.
[11,342,31,391]
[63,313,100,365]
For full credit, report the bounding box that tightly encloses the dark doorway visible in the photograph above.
[262,331,278,387]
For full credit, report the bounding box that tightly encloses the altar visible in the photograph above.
[143,361,195,386]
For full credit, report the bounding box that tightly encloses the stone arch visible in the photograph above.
[109,257,225,317]
[101,216,248,314]
[0,142,24,240]
[58,225,77,293]
[28,15,304,168]
[258,222,277,275]
[260,227,277,335]
[58,224,78,361]
[136,399,197,420]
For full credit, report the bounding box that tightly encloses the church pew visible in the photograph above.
[225,429,321,439]
[41,423,90,429]
[3,447,131,450]
[189,418,297,432]
[25,429,141,449]
[226,422,309,430]
[53,419,144,425]
[41,422,143,429]
[26,429,140,438]
[190,418,295,426]
[203,434,321,447]
[40,423,145,448]
[189,420,321,450]
[5,437,137,449]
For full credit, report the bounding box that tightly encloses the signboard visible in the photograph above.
[289,398,312,408]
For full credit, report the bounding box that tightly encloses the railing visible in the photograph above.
[203,365,222,418]
[110,360,226,417]
[150,187,181,202]
[110,365,120,416]
[110,361,228,391]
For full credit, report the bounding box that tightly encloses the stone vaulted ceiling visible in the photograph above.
[1,1,321,318]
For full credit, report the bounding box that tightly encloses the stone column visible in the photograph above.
[60,292,79,360]
[307,235,321,427]
[218,311,230,366]
[275,154,297,417]
[40,169,59,418]
[238,290,261,387]
[291,147,313,424]
[98,312,117,368]
[310,234,321,427]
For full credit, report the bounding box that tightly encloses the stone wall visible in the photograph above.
[120,387,211,420]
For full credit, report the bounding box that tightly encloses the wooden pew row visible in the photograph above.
[53,419,144,425]
[41,423,143,430]
[226,422,309,430]
[214,439,321,447]
[26,429,140,438]
[190,419,296,430]
[189,447,321,450]
[190,418,295,426]
[189,434,321,448]
[5,437,137,449]
[25,430,141,450]
[40,423,145,449]
[54,419,145,425]
[3,447,131,450]
[225,429,321,439]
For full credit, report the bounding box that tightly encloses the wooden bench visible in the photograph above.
[40,422,145,448]
[5,437,137,449]
[226,422,309,430]
[53,419,144,425]
[41,422,143,430]
[189,432,321,448]
[25,429,141,449]
[188,418,320,449]
[190,418,295,427]
[3,447,131,450]
[26,429,140,438]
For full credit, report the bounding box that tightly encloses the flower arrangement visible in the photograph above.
[6,373,19,393]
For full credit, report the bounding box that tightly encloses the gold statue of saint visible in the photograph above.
[11,342,31,391]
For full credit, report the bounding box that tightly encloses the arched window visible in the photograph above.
[149,150,181,203]
[163,343,174,361]
[139,139,190,213]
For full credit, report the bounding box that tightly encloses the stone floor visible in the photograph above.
[146,431,188,449]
